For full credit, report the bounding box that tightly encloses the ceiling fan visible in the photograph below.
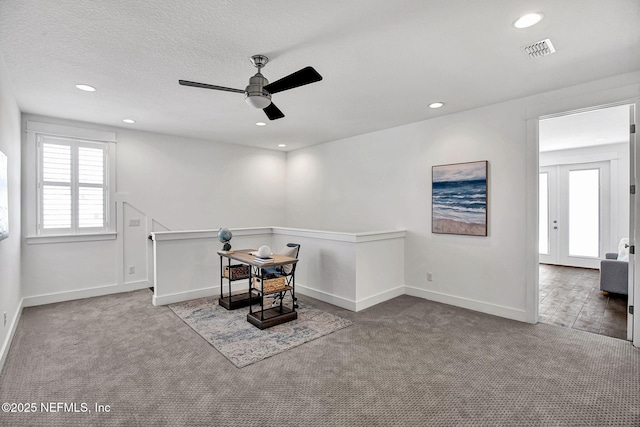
[179,55,322,120]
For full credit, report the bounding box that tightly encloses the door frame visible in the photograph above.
[527,95,639,347]
[629,103,637,342]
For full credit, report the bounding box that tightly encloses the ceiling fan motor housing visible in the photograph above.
[245,73,271,108]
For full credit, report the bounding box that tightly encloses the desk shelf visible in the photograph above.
[249,273,297,329]
[223,264,250,281]
[251,276,290,295]
[219,256,256,310]
[247,306,297,329]
[251,283,293,297]
[255,284,292,296]
[218,290,261,310]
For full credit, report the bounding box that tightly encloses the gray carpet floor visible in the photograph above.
[0,289,639,426]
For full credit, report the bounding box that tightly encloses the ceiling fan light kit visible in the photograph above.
[179,54,322,121]
[244,67,272,109]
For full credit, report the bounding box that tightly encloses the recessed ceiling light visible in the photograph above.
[75,84,96,92]
[278,144,286,148]
[122,119,136,124]
[429,102,444,109]
[256,122,267,126]
[513,12,544,29]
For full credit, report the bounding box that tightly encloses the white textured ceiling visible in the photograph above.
[1,0,639,151]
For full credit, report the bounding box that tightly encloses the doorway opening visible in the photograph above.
[538,104,632,340]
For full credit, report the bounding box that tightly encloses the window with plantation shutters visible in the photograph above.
[37,135,109,235]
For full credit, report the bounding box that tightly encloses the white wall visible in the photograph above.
[21,115,287,304]
[540,142,630,253]
[271,228,406,311]
[286,72,640,323]
[0,54,22,371]
[114,124,287,230]
[287,101,529,320]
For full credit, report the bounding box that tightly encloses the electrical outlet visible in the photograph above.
[128,219,140,227]
[427,272,433,282]
[128,266,135,274]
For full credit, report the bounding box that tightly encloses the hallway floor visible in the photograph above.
[539,264,628,340]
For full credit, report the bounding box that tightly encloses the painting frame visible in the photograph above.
[432,160,488,236]
[0,150,8,241]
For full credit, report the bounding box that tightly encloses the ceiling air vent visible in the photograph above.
[522,38,556,58]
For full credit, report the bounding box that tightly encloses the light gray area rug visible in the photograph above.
[1,289,639,426]
[168,296,352,367]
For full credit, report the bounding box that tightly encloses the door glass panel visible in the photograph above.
[539,172,549,254]
[568,169,599,257]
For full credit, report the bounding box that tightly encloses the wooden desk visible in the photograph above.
[218,249,299,329]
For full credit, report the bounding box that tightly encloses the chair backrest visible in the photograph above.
[283,243,300,275]
[287,243,300,258]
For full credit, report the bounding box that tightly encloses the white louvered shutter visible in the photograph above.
[41,142,72,230]
[78,145,105,229]
[38,136,108,234]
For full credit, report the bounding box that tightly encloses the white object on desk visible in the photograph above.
[256,245,272,258]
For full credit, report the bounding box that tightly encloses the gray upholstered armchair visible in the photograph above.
[600,253,628,295]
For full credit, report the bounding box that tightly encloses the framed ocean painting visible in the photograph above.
[0,150,7,241]
[432,160,487,236]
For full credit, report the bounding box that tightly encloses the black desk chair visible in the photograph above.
[263,243,300,308]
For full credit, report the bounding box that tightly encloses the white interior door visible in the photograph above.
[540,161,610,269]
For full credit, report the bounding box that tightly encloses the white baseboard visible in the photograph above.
[297,284,406,312]
[355,286,406,312]
[153,287,216,306]
[404,286,528,322]
[152,281,248,306]
[0,298,24,375]
[22,281,153,307]
[296,285,357,311]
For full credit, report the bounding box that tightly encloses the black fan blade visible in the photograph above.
[263,102,285,120]
[263,66,322,94]
[178,80,244,94]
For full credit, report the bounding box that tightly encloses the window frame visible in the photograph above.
[25,121,117,244]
